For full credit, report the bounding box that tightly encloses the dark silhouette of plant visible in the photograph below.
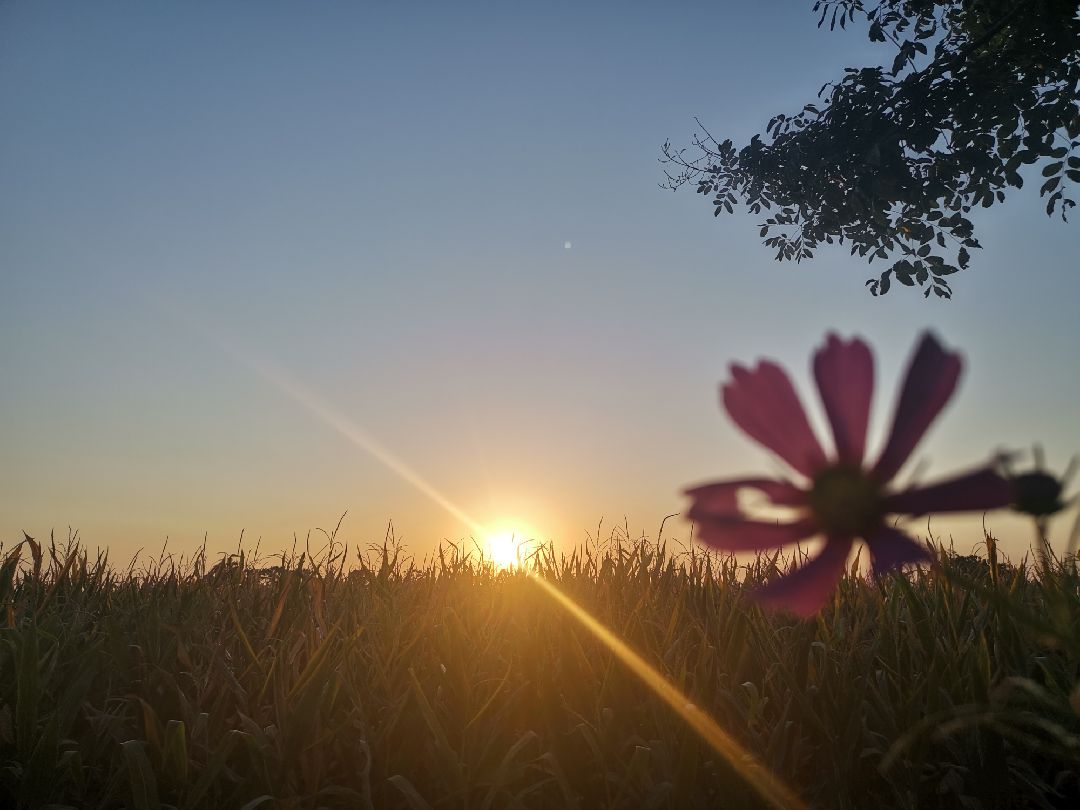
[661,0,1080,297]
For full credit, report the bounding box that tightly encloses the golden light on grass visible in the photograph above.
[530,574,808,810]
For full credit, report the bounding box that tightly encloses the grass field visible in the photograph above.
[1,528,1078,809]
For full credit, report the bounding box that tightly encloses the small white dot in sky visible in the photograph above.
[563,241,572,250]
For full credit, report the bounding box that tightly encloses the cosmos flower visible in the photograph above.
[685,332,1012,616]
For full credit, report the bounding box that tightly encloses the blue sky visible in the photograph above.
[2,1,1077,562]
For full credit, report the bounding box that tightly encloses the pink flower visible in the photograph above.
[685,332,1012,616]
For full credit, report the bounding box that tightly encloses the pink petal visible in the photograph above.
[866,526,932,577]
[753,537,853,617]
[813,333,874,466]
[722,360,828,478]
[884,466,1013,516]
[684,477,806,519]
[873,333,962,483]
[692,516,816,552]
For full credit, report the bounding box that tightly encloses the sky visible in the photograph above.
[2,1,1077,565]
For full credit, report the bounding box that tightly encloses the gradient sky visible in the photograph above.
[2,1,1077,564]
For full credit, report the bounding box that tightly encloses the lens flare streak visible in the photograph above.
[530,575,807,810]
[215,335,489,539]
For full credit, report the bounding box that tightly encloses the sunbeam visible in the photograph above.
[212,333,490,539]
[529,575,807,810]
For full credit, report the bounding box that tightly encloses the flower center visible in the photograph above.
[1011,472,1064,517]
[807,465,884,537]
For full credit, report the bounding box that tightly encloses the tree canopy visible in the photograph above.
[662,0,1080,297]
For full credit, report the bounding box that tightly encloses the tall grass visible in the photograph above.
[1,527,1077,808]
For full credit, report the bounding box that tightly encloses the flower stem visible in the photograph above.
[1034,516,1052,579]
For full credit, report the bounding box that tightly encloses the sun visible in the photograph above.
[483,526,537,570]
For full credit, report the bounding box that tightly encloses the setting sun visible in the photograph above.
[482,525,539,569]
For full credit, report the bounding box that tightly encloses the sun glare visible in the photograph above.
[483,527,536,569]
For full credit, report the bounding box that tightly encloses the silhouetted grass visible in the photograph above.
[1,527,1077,808]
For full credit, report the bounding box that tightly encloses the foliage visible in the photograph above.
[661,0,1080,298]
[1,529,1079,808]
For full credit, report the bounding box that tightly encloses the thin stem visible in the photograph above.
[1034,516,1052,579]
